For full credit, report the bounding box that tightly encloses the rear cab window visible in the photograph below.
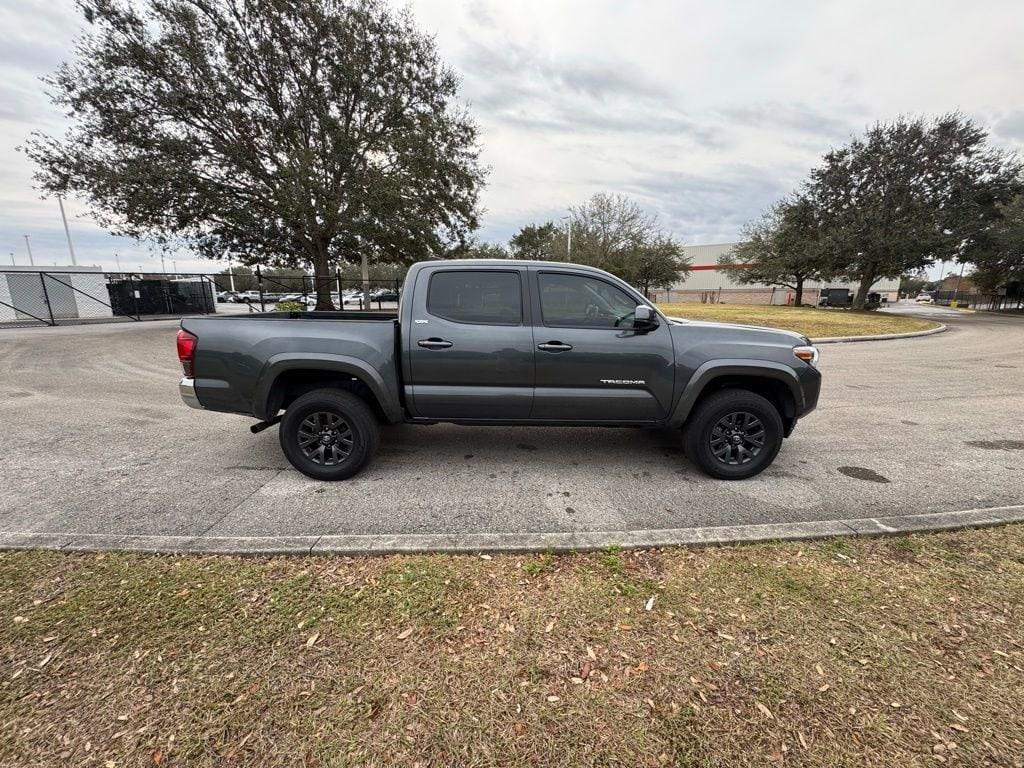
[426,270,523,325]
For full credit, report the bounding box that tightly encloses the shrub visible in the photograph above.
[275,300,305,312]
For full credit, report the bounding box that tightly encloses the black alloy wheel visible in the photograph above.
[279,389,380,481]
[297,411,354,466]
[682,388,784,480]
[709,411,765,466]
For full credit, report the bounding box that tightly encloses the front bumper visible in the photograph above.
[179,377,204,409]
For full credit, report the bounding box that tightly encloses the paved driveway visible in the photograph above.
[1,310,1022,552]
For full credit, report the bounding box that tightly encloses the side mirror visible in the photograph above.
[634,304,657,331]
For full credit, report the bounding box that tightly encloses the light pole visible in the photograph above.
[23,235,34,266]
[114,253,121,272]
[172,260,178,276]
[8,252,14,266]
[561,215,572,259]
[57,195,77,266]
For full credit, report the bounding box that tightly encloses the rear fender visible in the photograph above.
[254,353,402,423]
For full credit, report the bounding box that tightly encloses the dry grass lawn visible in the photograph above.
[2,527,1023,767]
[656,303,940,340]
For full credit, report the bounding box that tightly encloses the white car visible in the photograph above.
[915,293,934,303]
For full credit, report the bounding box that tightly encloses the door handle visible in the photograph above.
[537,341,573,352]
[417,338,453,349]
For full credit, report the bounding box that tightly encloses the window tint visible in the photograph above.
[539,273,638,328]
[427,270,522,325]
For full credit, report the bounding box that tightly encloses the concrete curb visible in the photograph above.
[1,503,1022,557]
[813,323,946,344]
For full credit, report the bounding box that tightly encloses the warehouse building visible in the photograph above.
[648,242,901,305]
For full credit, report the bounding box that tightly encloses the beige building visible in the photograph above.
[649,242,901,305]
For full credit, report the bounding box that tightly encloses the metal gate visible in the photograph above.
[0,270,218,328]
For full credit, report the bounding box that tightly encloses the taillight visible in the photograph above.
[176,329,197,377]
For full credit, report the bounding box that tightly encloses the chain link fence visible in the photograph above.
[0,268,403,328]
[930,289,1024,311]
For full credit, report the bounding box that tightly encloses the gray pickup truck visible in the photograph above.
[177,259,820,480]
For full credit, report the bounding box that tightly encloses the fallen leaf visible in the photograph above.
[305,633,320,647]
[397,628,414,640]
[546,695,560,703]
[756,701,774,720]
[544,620,555,633]
[645,596,656,611]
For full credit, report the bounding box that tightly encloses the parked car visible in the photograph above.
[236,291,261,304]
[216,291,240,303]
[178,259,821,481]
[915,293,934,303]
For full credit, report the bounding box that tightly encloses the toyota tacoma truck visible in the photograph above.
[177,260,821,480]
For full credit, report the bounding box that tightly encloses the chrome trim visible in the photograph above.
[179,376,204,409]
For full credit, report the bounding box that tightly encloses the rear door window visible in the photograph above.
[426,270,522,325]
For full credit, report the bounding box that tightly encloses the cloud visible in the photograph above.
[994,110,1024,143]
[1,0,1023,266]
[621,167,791,244]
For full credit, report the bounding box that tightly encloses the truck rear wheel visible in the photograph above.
[683,388,783,480]
[279,389,380,481]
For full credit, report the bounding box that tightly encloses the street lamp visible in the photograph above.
[23,235,34,266]
[561,215,572,260]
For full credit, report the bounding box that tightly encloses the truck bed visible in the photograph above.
[182,312,401,419]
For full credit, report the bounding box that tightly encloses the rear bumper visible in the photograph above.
[179,377,204,409]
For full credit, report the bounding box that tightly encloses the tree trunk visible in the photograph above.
[794,276,804,307]
[852,270,875,310]
[312,248,334,310]
[361,251,370,307]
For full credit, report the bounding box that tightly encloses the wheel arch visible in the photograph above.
[670,361,803,433]
[254,354,402,423]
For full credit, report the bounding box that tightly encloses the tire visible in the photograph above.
[682,388,784,480]
[279,389,380,481]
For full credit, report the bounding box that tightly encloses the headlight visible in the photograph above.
[793,345,819,367]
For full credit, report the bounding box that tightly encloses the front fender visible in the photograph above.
[668,359,805,428]
[253,352,402,422]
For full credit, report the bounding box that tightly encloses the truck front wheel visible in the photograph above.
[279,389,380,481]
[682,388,784,480]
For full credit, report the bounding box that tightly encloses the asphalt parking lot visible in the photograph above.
[1,308,1022,553]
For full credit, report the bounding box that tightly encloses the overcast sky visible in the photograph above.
[1,0,1022,273]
